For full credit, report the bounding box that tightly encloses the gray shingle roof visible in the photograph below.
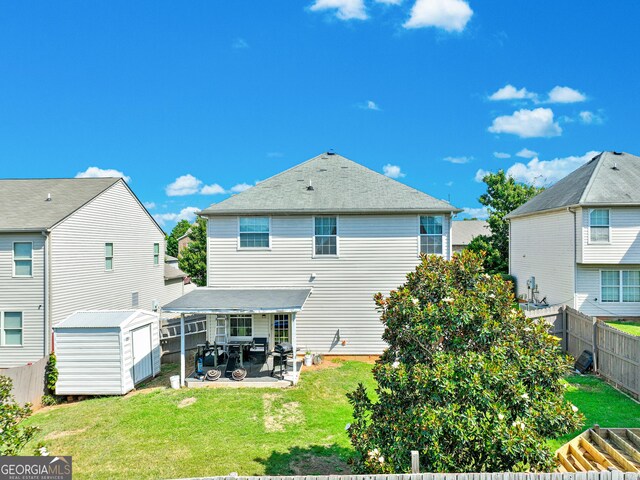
[452,220,489,246]
[162,287,312,314]
[54,310,156,329]
[0,178,120,231]
[201,153,460,215]
[507,152,640,218]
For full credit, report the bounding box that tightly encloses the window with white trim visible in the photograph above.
[229,314,252,337]
[239,217,270,248]
[314,217,337,255]
[105,243,114,270]
[601,270,640,302]
[2,312,23,346]
[419,216,443,255]
[153,243,160,265]
[590,209,610,243]
[13,242,33,277]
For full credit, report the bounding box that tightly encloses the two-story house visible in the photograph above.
[0,178,166,368]
[508,151,640,318]
[163,152,460,384]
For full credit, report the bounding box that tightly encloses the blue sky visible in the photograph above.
[1,1,639,230]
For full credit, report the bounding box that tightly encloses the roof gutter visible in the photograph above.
[200,208,464,217]
[0,227,51,233]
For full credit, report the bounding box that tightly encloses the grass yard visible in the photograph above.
[606,320,640,336]
[24,361,640,479]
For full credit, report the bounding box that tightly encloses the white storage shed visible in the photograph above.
[54,310,161,395]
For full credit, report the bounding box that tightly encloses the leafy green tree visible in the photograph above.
[467,171,541,273]
[165,219,192,258]
[347,251,582,473]
[178,216,207,286]
[0,376,39,455]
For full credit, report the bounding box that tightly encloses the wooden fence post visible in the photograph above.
[562,305,568,352]
[411,450,419,474]
[592,316,599,373]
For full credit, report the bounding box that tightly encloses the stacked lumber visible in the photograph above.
[556,426,640,473]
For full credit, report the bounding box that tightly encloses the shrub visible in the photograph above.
[347,250,583,473]
[0,376,39,456]
[45,353,58,394]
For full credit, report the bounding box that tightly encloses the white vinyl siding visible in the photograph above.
[13,242,33,277]
[419,216,443,255]
[314,217,338,256]
[576,265,640,317]
[239,217,270,249]
[207,214,452,354]
[589,209,610,243]
[509,209,576,306]
[49,181,166,325]
[0,233,45,367]
[580,207,640,264]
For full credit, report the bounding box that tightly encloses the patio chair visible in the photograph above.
[252,337,269,363]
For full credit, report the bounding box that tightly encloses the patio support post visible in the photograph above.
[291,312,298,384]
[180,313,185,387]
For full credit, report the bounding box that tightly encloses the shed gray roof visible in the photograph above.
[54,310,157,329]
[201,153,460,215]
[452,220,489,246]
[162,287,313,314]
[0,178,120,231]
[508,151,640,218]
[164,263,186,281]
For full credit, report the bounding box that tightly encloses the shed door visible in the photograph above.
[132,324,153,383]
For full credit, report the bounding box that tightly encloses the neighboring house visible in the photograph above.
[508,151,640,318]
[451,220,489,252]
[164,255,195,302]
[177,228,193,252]
[163,152,461,380]
[0,178,166,368]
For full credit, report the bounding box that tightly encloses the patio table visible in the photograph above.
[226,339,254,368]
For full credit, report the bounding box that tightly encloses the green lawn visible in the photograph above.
[23,361,640,479]
[606,320,640,336]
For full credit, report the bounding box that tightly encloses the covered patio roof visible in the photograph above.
[161,287,312,314]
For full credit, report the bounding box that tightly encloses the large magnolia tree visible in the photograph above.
[347,251,582,473]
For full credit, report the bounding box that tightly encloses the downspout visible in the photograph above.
[41,230,51,357]
[449,211,454,259]
[568,208,577,309]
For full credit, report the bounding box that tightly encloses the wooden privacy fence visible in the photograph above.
[160,314,207,364]
[0,356,47,406]
[178,472,640,480]
[525,305,640,399]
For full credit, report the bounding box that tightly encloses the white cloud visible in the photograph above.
[230,183,253,193]
[403,0,472,32]
[143,201,156,210]
[445,180,453,187]
[489,84,537,101]
[579,110,604,125]
[443,155,472,164]
[232,38,249,49]
[462,206,489,219]
[201,183,226,195]
[309,0,367,20]
[505,151,600,185]
[383,164,405,178]
[360,100,381,111]
[75,167,130,183]
[547,86,586,104]
[165,174,202,196]
[516,148,538,159]
[474,169,489,183]
[153,206,200,226]
[488,108,562,138]
[493,152,511,159]
[375,0,402,4]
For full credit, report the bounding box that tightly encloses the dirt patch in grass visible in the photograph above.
[178,397,197,409]
[289,453,352,475]
[263,393,304,432]
[45,428,88,441]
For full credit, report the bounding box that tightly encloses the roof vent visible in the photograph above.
[306,180,314,191]
[612,162,619,171]
[46,193,52,202]
[327,150,335,156]
[613,151,623,155]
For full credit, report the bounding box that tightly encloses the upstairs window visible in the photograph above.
[314,217,337,256]
[105,243,114,270]
[419,216,443,255]
[239,217,270,248]
[2,312,23,346]
[13,242,33,277]
[153,243,160,265]
[590,209,610,243]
